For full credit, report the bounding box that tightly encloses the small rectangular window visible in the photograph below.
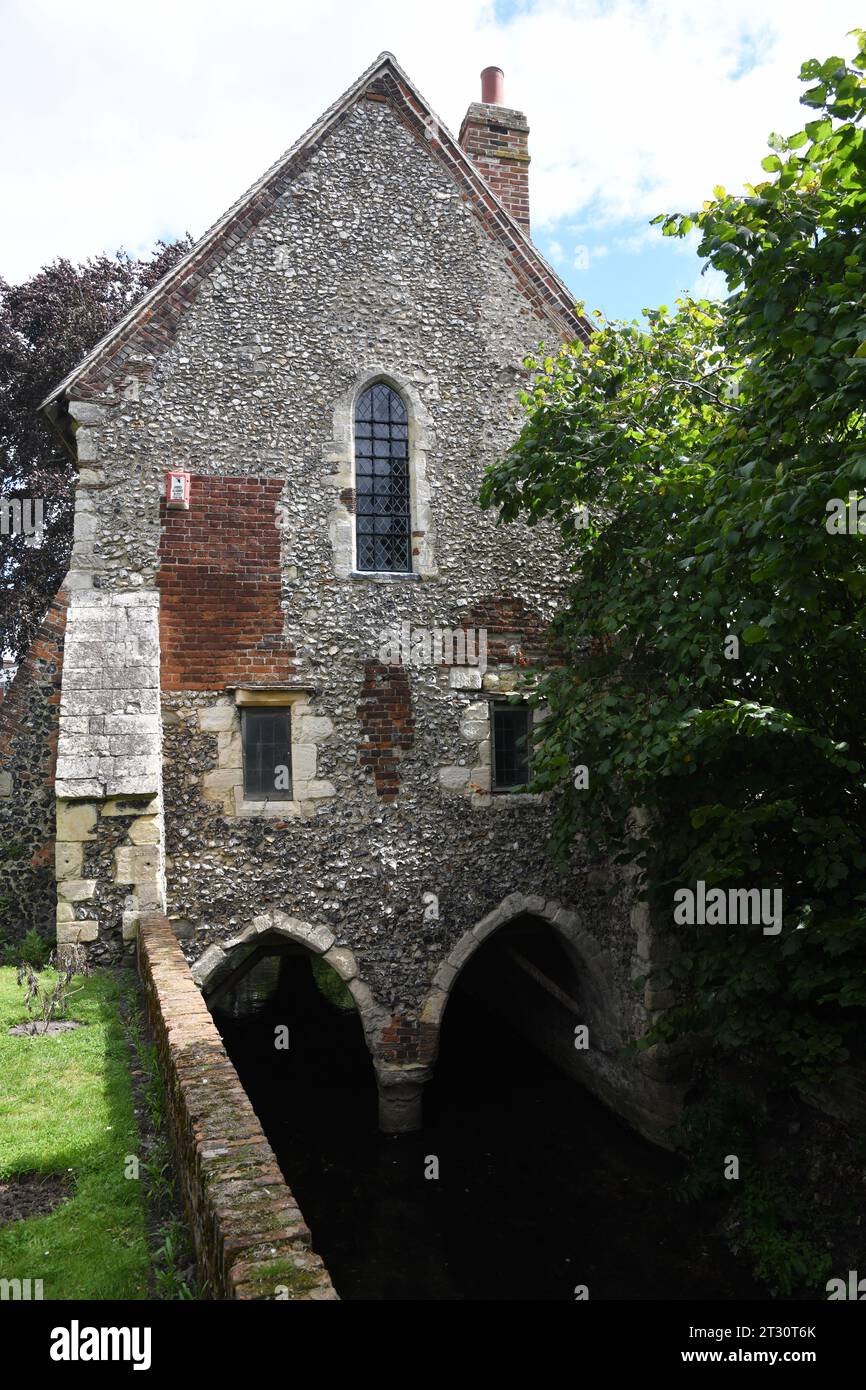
[491,702,532,792]
[241,708,292,800]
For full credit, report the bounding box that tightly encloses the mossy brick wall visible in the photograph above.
[136,911,336,1299]
[0,586,68,941]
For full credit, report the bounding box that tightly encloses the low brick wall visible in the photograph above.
[137,912,337,1299]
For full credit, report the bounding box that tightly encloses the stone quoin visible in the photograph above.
[1,52,684,1142]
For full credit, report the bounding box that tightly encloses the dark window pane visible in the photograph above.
[371,384,394,422]
[242,708,293,800]
[354,384,412,573]
[491,704,532,791]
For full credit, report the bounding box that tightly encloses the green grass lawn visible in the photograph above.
[0,966,150,1299]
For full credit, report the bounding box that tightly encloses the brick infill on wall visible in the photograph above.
[137,912,337,1300]
[357,661,415,801]
[157,474,296,691]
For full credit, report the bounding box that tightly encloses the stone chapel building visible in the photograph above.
[0,54,679,1137]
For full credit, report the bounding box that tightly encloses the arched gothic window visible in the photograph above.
[354,383,411,573]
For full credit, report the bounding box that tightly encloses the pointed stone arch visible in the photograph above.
[417,890,684,1145]
[419,892,622,1052]
[192,907,386,1051]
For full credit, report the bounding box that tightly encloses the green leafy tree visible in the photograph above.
[480,36,866,1093]
[0,239,193,664]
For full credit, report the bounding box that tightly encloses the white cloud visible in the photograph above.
[0,0,861,282]
[615,227,662,255]
[613,223,703,257]
[573,242,609,269]
[689,265,729,301]
[518,0,862,230]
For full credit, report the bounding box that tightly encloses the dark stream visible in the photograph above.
[211,949,767,1301]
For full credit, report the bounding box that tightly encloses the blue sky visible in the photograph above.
[538,222,724,324]
[480,1,859,321]
[1,0,862,322]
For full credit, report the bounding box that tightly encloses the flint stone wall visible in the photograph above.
[50,95,655,1107]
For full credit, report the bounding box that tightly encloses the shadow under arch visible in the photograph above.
[420,892,624,1062]
[417,891,683,1142]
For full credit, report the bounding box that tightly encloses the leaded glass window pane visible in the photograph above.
[491,703,532,791]
[242,709,292,800]
[355,384,411,573]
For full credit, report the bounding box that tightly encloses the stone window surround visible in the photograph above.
[326,365,437,581]
[488,694,537,797]
[239,704,294,803]
[200,686,335,820]
[439,681,549,809]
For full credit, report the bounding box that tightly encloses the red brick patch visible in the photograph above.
[157,476,295,691]
[356,662,415,801]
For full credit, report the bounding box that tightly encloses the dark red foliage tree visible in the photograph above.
[0,238,193,666]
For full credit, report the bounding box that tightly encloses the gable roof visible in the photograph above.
[40,51,591,413]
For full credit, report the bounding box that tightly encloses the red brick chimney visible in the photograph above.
[459,66,531,234]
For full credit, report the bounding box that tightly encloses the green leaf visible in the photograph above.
[801,83,828,107]
[477,47,866,1107]
[805,117,833,141]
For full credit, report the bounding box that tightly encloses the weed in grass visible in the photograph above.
[153,1221,195,1300]
[119,981,199,1299]
[15,947,92,1036]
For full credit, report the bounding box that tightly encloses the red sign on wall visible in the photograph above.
[166,470,191,511]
